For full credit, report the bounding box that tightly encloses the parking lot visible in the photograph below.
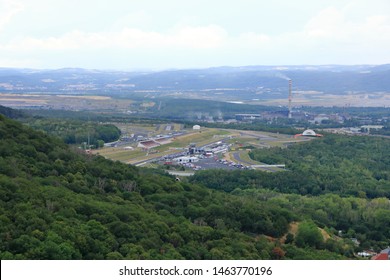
[192,157,246,171]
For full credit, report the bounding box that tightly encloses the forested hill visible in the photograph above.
[0,105,121,148]
[1,65,390,93]
[0,105,26,119]
[0,114,333,259]
[192,134,390,198]
[0,113,389,259]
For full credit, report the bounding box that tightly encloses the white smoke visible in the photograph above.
[274,72,291,80]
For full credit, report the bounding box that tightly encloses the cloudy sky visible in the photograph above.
[0,0,389,69]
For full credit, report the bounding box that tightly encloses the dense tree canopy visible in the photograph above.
[0,112,389,259]
[192,134,390,198]
[24,118,121,148]
[190,134,390,251]
[249,134,390,197]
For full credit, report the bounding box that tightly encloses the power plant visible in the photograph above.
[288,79,292,119]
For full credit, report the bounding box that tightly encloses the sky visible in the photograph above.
[0,0,389,69]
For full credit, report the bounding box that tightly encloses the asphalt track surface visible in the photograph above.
[231,152,277,172]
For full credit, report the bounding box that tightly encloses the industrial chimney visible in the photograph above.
[288,79,292,119]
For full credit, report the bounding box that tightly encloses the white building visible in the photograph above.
[193,125,201,130]
[302,129,317,136]
[173,156,199,164]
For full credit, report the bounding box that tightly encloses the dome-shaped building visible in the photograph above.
[294,129,323,138]
[302,129,317,136]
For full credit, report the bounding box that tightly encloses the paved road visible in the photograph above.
[232,152,278,172]
[239,131,277,140]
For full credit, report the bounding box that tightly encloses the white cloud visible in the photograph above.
[235,32,271,48]
[304,7,345,39]
[172,25,228,49]
[110,11,154,31]
[303,6,390,44]
[0,57,40,68]
[1,2,389,68]
[0,0,24,31]
[0,25,228,51]
[362,15,390,41]
[270,6,390,64]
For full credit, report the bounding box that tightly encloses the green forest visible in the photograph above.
[192,134,390,198]
[0,110,389,260]
[0,106,121,148]
[24,118,121,148]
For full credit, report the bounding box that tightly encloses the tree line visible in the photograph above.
[1,110,389,259]
[23,118,121,148]
[0,113,356,260]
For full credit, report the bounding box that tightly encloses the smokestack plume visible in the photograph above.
[288,79,292,119]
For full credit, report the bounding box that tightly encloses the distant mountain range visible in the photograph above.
[0,65,389,95]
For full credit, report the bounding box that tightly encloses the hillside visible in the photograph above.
[0,105,26,119]
[0,65,389,95]
[0,113,348,260]
[1,111,389,259]
[190,135,390,252]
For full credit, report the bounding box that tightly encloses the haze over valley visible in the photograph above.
[0,64,389,110]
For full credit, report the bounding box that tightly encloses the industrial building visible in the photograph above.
[235,114,262,121]
[173,156,199,164]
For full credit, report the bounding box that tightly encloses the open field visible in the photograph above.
[0,93,134,111]
[2,90,390,114]
[279,222,334,244]
[248,92,390,107]
[114,123,158,136]
[165,129,230,147]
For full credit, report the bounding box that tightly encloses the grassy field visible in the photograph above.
[168,129,230,147]
[234,150,261,164]
[113,123,184,138]
[95,148,147,162]
[0,94,134,111]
